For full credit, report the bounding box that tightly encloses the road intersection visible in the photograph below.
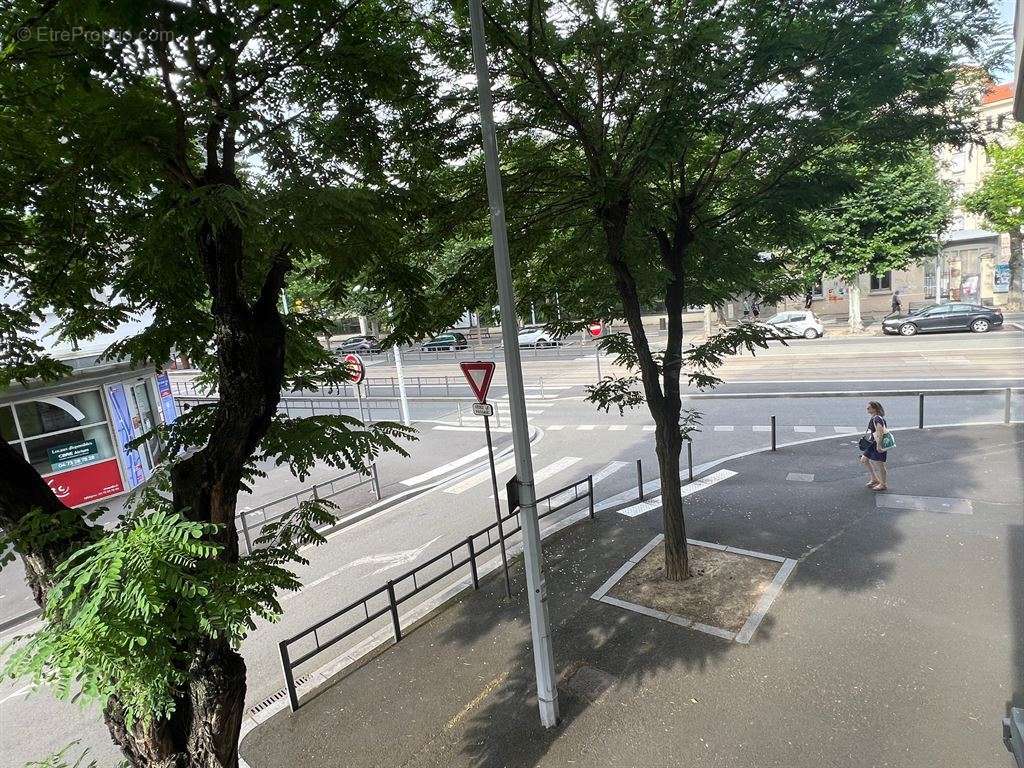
[2,329,1021,766]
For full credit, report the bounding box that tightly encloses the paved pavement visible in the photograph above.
[2,331,1021,765]
[241,424,1024,768]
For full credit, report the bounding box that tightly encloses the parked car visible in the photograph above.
[881,303,1003,336]
[517,325,561,348]
[335,335,382,354]
[421,331,469,351]
[760,310,825,339]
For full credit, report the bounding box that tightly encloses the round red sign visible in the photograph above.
[344,353,365,384]
[587,322,603,338]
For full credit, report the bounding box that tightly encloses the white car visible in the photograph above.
[517,325,560,347]
[762,310,824,339]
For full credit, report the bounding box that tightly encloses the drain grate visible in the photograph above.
[248,672,316,716]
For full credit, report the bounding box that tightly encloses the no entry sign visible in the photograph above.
[344,353,365,384]
[587,322,602,337]
[459,360,496,403]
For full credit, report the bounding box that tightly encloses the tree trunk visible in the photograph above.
[104,642,247,768]
[1007,228,1023,310]
[653,418,689,579]
[847,279,864,331]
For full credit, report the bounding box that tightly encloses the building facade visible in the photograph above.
[778,81,1017,320]
[1,312,178,510]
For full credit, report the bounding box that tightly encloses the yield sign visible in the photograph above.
[459,361,496,403]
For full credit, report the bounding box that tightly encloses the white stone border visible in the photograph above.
[590,534,797,646]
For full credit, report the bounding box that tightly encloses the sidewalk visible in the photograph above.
[241,424,1023,768]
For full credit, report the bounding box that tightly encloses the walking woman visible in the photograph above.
[860,401,889,490]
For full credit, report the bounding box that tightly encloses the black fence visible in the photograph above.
[278,473,595,711]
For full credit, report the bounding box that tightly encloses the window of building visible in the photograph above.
[4,389,116,476]
[870,272,892,291]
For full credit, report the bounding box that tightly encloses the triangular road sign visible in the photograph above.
[460,361,496,403]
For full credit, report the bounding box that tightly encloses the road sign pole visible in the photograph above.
[484,412,512,598]
[469,0,559,727]
[355,381,365,423]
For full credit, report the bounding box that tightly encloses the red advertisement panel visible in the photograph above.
[44,458,125,507]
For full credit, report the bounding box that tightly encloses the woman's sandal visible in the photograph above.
[871,485,887,492]
[866,481,879,488]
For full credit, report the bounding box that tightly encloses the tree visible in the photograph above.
[793,150,953,330]
[430,0,996,579]
[964,124,1024,309]
[0,2,451,766]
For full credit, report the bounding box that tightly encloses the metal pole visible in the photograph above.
[386,581,402,642]
[469,0,559,727]
[279,642,299,712]
[595,343,602,381]
[636,458,644,502]
[485,413,513,598]
[371,463,381,500]
[587,475,595,519]
[687,440,694,482]
[918,393,924,429]
[1004,387,1011,424]
[391,313,412,427]
[355,382,366,423]
[770,415,776,451]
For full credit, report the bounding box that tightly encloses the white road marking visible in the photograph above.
[833,426,858,433]
[443,458,517,494]
[609,425,627,431]
[617,470,738,517]
[432,425,513,433]
[549,460,628,506]
[752,425,772,432]
[642,425,656,432]
[284,537,443,600]
[534,456,583,484]
[0,685,33,706]
[577,425,596,430]
[547,425,565,430]
[400,447,493,486]
[713,425,735,432]
[786,472,815,482]
[793,426,816,433]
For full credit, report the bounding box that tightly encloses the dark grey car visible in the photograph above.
[881,303,1004,336]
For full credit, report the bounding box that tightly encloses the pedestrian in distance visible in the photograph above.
[804,289,814,310]
[890,290,902,316]
[858,401,892,491]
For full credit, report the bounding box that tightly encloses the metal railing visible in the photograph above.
[171,375,551,400]
[680,387,1022,452]
[238,465,381,555]
[277,472,595,711]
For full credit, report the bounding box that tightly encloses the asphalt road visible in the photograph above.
[2,329,1021,766]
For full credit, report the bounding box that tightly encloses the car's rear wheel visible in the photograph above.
[803,328,819,339]
[971,318,990,333]
[898,322,918,336]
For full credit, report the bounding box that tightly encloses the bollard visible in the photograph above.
[687,440,693,482]
[1005,388,1012,424]
[770,415,776,451]
[918,393,924,429]
[371,463,381,500]
[587,475,595,519]
[636,458,644,501]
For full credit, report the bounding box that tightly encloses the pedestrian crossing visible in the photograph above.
[441,455,585,497]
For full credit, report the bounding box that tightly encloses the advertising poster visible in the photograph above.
[107,383,146,488]
[156,372,178,425]
[45,458,124,507]
[48,439,99,472]
[994,262,1010,293]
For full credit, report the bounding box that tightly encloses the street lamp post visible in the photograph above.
[468,0,559,728]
